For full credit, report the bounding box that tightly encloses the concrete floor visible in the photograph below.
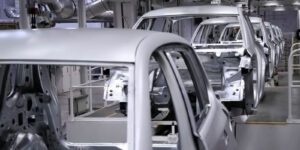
[236,124,300,150]
[59,72,300,150]
[236,72,300,150]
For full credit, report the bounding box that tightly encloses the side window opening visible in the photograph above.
[149,46,209,150]
[148,57,179,145]
[0,64,131,149]
[166,50,206,121]
[194,24,227,44]
[137,18,171,32]
[166,47,209,125]
[253,24,264,42]
[221,26,241,42]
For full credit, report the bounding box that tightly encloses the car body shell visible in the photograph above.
[250,17,276,78]
[190,16,266,107]
[133,5,266,109]
[273,25,285,54]
[0,29,236,150]
[264,22,282,67]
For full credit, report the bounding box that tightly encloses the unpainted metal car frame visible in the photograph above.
[132,5,266,113]
[264,21,282,67]
[273,25,285,55]
[249,17,277,78]
[216,19,276,79]
[190,16,267,112]
[0,29,236,150]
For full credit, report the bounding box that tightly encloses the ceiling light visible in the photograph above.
[293,1,300,6]
[264,1,280,6]
[274,6,285,11]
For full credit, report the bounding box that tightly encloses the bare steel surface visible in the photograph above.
[0,29,188,63]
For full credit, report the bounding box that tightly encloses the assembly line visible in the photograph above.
[0,0,298,150]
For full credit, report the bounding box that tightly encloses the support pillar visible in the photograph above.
[78,0,87,28]
[19,0,30,29]
[113,2,123,28]
[297,10,300,29]
[122,2,137,28]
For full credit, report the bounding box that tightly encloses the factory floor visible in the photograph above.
[59,72,300,149]
[236,72,300,150]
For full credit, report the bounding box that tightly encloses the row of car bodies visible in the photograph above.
[264,22,285,67]
[133,5,271,113]
[0,4,284,150]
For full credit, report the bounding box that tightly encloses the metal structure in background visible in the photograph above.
[86,0,113,19]
[19,0,30,29]
[36,0,113,19]
[298,10,300,29]
[37,0,76,19]
[6,0,117,28]
[78,0,87,28]
[69,66,118,119]
[288,42,300,123]
[133,5,268,114]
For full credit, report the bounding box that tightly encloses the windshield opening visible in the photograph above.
[193,23,243,45]
[252,23,264,42]
[136,16,237,42]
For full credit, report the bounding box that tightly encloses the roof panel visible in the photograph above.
[200,17,239,24]
[141,5,239,18]
[0,29,188,64]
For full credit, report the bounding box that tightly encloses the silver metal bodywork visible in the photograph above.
[250,17,276,78]
[264,22,282,67]
[273,25,285,56]
[192,18,246,103]
[0,29,236,150]
[132,5,266,111]
[134,5,239,18]
[191,16,266,109]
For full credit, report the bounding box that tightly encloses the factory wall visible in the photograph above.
[254,9,298,33]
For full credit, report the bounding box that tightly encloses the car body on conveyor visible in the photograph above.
[249,17,277,79]
[264,22,282,67]
[0,29,236,150]
[190,17,266,113]
[132,5,266,113]
[278,27,285,49]
[273,25,285,54]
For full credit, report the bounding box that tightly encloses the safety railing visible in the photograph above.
[69,78,107,120]
[69,66,117,120]
[88,66,118,108]
[290,43,300,53]
[287,42,300,123]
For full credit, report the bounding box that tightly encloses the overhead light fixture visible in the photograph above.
[293,1,300,6]
[264,1,280,6]
[274,6,285,11]
[211,0,221,5]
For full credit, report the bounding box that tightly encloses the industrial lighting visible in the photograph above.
[264,1,280,6]
[274,6,286,11]
[293,1,300,6]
